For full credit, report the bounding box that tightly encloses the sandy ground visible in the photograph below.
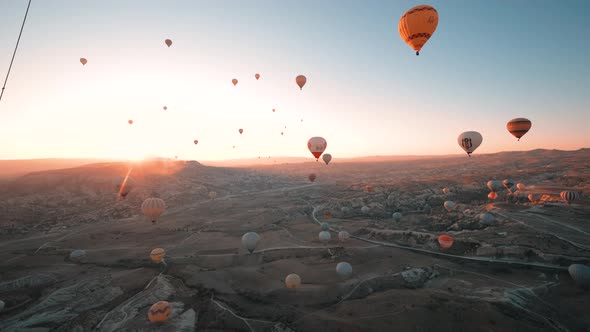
[0,149,589,331]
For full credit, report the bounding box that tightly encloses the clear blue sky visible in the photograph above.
[1,0,589,160]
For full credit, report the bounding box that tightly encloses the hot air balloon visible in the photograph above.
[308,173,316,182]
[480,213,495,225]
[322,154,332,165]
[509,185,518,194]
[560,191,580,205]
[80,58,87,66]
[70,249,86,262]
[444,201,456,212]
[323,211,333,219]
[457,131,483,156]
[163,106,167,110]
[307,137,327,160]
[281,132,284,135]
[148,301,172,323]
[194,140,198,145]
[438,235,453,250]
[338,231,350,242]
[150,248,166,263]
[208,191,217,200]
[442,187,450,194]
[255,73,260,80]
[232,78,238,86]
[392,212,402,221]
[488,192,497,200]
[568,264,590,288]
[239,128,243,134]
[272,109,276,112]
[502,179,515,190]
[364,185,374,193]
[487,180,503,192]
[285,274,301,289]
[319,231,331,244]
[516,183,526,191]
[295,75,307,90]
[506,118,532,141]
[528,193,541,203]
[128,120,133,125]
[320,222,330,231]
[361,206,370,214]
[336,262,353,279]
[242,232,260,253]
[164,39,172,47]
[141,198,166,223]
[398,5,439,56]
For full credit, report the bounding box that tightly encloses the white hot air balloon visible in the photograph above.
[338,231,350,242]
[319,231,331,244]
[443,201,456,212]
[142,198,166,223]
[322,153,332,165]
[242,232,260,253]
[336,262,353,279]
[320,222,330,231]
[361,206,370,214]
[285,273,302,289]
[307,137,327,161]
[457,131,483,156]
[392,212,402,221]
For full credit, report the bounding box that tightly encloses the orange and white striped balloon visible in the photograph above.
[560,191,579,205]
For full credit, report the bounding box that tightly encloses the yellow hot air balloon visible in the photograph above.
[80,58,87,66]
[296,75,307,90]
[398,5,439,55]
[141,198,166,223]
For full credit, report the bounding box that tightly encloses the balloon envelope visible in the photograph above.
[322,153,332,165]
[480,213,495,224]
[255,73,260,80]
[488,192,497,200]
[295,75,307,90]
[506,118,532,141]
[307,137,327,160]
[444,201,456,212]
[148,301,172,323]
[398,5,439,55]
[487,180,503,192]
[516,183,526,191]
[232,78,238,86]
[568,264,590,287]
[319,231,331,243]
[80,58,87,65]
[128,120,133,125]
[141,198,166,223]
[320,222,330,231]
[285,274,301,289]
[164,39,172,47]
[457,131,483,156]
[528,193,541,202]
[308,173,316,182]
[242,232,260,253]
[560,191,579,205]
[338,231,350,242]
[70,249,86,262]
[194,140,198,145]
[150,248,166,263]
[392,212,402,221]
[502,179,515,190]
[438,235,453,250]
[361,206,370,214]
[239,128,243,134]
[336,262,353,279]
[442,187,450,194]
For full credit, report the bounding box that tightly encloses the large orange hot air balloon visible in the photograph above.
[506,118,532,141]
[80,58,87,66]
[488,192,497,200]
[438,234,453,250]
[148,301,172,323]
[165,39,172,47]
[232,78,238,86]
[150,248,166,263]
[255,73,260,80]
[398,5,439,56]
[296,75,307,90]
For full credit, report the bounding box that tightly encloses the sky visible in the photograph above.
[0,0,589,161]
